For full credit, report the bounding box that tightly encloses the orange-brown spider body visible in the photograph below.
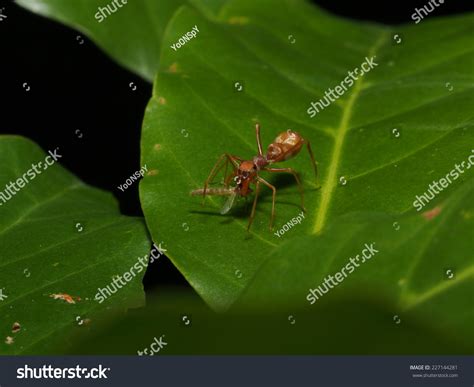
[267,130,305,163]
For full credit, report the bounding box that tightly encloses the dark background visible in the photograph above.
[1,0,473,295]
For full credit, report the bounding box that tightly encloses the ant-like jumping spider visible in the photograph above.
[191,124,319,231]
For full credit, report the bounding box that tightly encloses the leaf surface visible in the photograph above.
[0,136,150,354]
[139,0,474,317]
[16,0,474,347]
[236,178,474,346]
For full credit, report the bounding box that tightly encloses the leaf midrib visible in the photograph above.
[312,31,390,234]
[0,183,83,235]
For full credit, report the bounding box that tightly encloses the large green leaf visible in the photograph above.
[140,0,474,314]
[0,136,150,354]
[16,0,229,81]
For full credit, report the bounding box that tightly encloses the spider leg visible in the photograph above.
[255,123,263,156]
[257,176,277,230]
[224,155,244,188]
[223,154,242,188]
[263,167,305,212]
[203,153,241,204]
[304,140,319,188]
[247,180,261,231]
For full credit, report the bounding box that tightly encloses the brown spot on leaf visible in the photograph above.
[168,62,180,73]
[12,322,21,333]
[228,16,249,25]
[154,144,162,151]
[49,293,81,304]
[157,96,166,105]
[422,206,442,220]
[147,169,159,176]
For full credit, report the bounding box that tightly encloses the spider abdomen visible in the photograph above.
[267,130,303,162]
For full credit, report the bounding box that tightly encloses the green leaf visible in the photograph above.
[0,136,150,354]
[15,0,229,81]
[236,177,474,346]
[139,0,474,315]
